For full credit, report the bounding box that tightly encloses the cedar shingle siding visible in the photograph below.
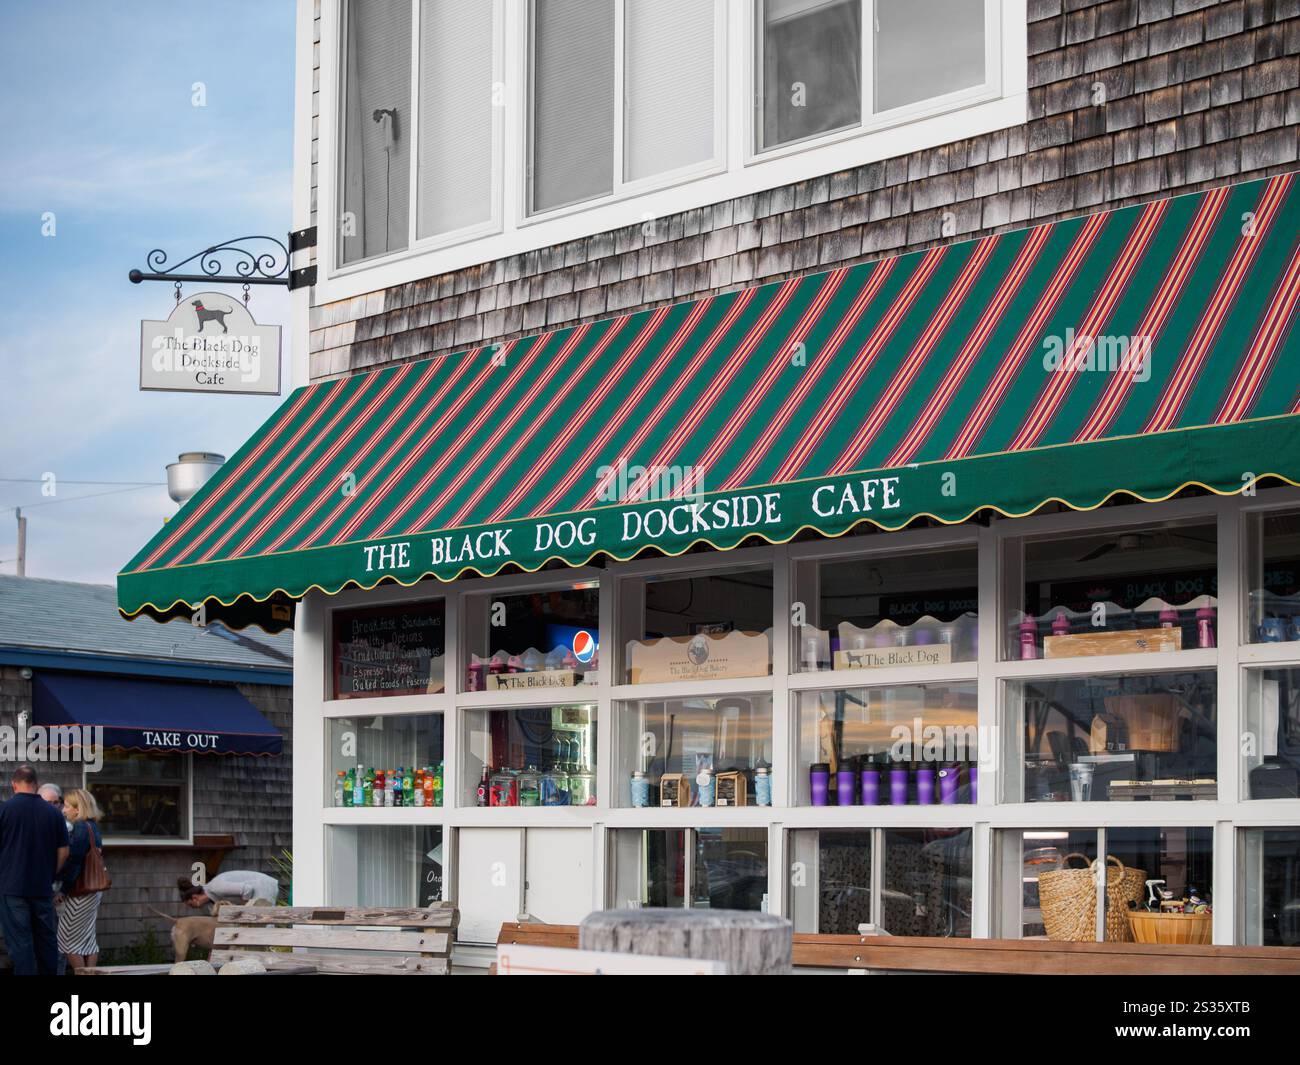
[308,0,1300,380]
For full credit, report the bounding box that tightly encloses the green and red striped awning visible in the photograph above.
[119,174,1300,631]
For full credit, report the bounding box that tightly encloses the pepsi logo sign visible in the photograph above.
[572,630,597,663]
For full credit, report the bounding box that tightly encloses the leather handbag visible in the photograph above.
[69,824,111,896]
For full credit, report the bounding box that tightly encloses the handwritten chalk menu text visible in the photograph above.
[332,602,445,699]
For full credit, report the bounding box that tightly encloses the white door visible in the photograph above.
[524,828,593,925]
[456,828,524,944]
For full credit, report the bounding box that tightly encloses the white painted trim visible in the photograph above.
[309,0,1029,308]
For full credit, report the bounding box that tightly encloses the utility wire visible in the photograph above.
[0,484,164,513]
[0,478,165,486]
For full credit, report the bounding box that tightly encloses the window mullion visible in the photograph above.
[407,0,421,248]
[862,0,873,126]
[612,0,627,193]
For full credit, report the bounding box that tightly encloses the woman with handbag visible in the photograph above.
[54,789,108,971]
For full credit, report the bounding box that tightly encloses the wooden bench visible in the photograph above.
[494,922,1300,975]
[211,904,458,975]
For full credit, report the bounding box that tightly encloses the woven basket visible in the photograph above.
[1038,854,1146,942]
[1127,910,1213,945]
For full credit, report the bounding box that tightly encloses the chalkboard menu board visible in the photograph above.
[332,602,445,699]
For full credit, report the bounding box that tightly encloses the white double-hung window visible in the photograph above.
[527,0,722,216]
[755,0,998,153]
[338,0,499,265]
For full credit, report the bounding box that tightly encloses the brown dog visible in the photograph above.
[150,905,220,962]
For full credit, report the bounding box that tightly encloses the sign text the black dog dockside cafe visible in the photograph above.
[140,290,282,395]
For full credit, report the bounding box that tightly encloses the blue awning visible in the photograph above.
[32,673,283,756]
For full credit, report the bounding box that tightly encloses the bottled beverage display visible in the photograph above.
[336,762,444,807]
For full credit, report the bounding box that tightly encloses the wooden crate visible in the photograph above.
[211,904,457,975]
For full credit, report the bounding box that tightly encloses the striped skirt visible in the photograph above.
[58,892,102,956]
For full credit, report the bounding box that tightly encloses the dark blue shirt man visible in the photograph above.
[0,765,70,975]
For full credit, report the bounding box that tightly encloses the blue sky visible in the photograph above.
[0,0,295,584]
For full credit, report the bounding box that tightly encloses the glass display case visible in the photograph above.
[796,683,978,806]
[616,693,773,807]
[462,704,597,806]
[462,583,600,692]
[1243,668,1300,799]
[1008,670,1217,803]
[326,714,445,808]
[618,566,773,684]
[1245,506,1300,644]
[1004,520,1217,661]
[792,546,978,670]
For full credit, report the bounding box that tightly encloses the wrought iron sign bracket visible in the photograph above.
[128,231,318,291]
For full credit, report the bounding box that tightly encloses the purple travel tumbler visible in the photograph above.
[889,761,909,805]
[810,763,830,806]
[938,764,960,804]
[836,762,857,806]
[969,763,979,803]
[860,757,880,805]
[916,765,935,805]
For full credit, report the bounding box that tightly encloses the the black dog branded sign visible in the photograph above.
[140,290,282,395]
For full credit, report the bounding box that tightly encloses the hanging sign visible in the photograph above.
[140,291,281,395]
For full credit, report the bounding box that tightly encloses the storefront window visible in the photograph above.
[331,600,445,699]
[1240,828,1300,946]
[95,751,189,839]
[997,827,1212,941]
[326,714,445,808]
[1004,520,1217,661]
[610,829,688,908]
[1009,670,1217,803]
[616,693,773,808]
[1243,669,1300,800]
[327,825,444,907]
[618,566,773,684]
[790,828,972,935]
[1245,507,1300,643]
[792,546,978,671]
[462,704,597,806]
[463,584,600,692]
[796,684,978,806]
[693,829,768,911]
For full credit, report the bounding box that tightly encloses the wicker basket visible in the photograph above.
[1102,694,1189,752]
[1037,854,1146,942]
[1127,910,1213,945]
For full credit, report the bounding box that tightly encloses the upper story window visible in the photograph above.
[527,0,720,216]
[756,0,993,153]
[339,0,498,265]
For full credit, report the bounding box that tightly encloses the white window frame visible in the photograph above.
[521,0,730,224]
[89,752,195,847]
[311,0,1028,305]
[331,0,507,272]
[748,0,1004,162]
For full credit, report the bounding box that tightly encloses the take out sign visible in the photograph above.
[140,291,282,395]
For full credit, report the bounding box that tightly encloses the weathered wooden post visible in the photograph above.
[580,908,792,975]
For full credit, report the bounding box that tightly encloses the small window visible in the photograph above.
[327,825,444,907]
[792,546,979,671]
[462,583,600,692]
[619,566,774,684]
[1245,506,1300,644]
[1240,828,1300,946]
[1008,671,1217,804]
[331,601,445,700]
[1243,668,1300,800]
[528,0,718,214]
[755,0,994,153]
[94,751,189,840]
[462,704,597,807]
[327,714,445,809]
[338,0,498,264]
[997,827,1213,941]
[1004,520,1218,661]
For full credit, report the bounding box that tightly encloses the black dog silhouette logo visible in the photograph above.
[191,299,233,334]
